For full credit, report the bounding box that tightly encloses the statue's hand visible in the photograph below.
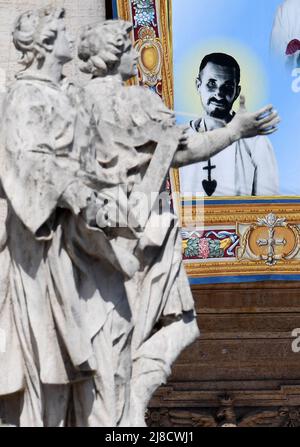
[60,182,97,215]
[178,127,189,148]
[81,191,104,227]
[227,96,280,139]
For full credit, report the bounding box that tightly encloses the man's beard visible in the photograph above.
[210,106,230,119]
[207,98,231,119]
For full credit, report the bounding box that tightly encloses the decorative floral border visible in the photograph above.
[182,229,239,261]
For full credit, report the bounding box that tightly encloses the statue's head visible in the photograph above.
[13,7,73,69]
[78,20,138,81]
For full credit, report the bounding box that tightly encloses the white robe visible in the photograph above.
[180,118,279,197]
[270,0,300,61]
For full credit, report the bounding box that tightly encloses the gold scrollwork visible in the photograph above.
[237,214,300,266]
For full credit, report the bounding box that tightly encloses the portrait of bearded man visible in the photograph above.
[180,53,279,197]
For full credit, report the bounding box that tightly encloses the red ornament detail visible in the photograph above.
[286,39,300,55]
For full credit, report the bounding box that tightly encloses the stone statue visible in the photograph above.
[0,7,138,427]
[77,20,280,426]
[0,0,107,87]
[0,8,279,427]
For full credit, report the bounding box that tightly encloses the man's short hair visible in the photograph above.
[198,52,241,84]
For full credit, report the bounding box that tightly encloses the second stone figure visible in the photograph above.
[0,8,280,427]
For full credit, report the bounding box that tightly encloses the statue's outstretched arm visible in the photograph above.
[172,99,280,168]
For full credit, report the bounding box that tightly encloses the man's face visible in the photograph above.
[118,38,139,81]
[53,19,73,64]
[197,62,241,119]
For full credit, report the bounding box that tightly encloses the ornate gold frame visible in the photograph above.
[116,0,300,282]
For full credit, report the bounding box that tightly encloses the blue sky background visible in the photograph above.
[173,0,300,195]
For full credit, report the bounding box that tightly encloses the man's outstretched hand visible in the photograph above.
[228,95,280,140]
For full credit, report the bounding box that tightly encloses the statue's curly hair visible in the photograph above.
[78,20,133,77]
[13,7,65,68]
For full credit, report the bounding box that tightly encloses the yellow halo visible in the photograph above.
[175,38,269,117]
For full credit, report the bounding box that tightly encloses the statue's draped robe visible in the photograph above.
[81,78,200,425]
[0,76,135,427]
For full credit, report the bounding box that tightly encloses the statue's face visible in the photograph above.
[53,19,73,64]
[118,38,139,81]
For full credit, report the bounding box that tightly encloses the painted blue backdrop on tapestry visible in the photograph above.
[173,0,299,196]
